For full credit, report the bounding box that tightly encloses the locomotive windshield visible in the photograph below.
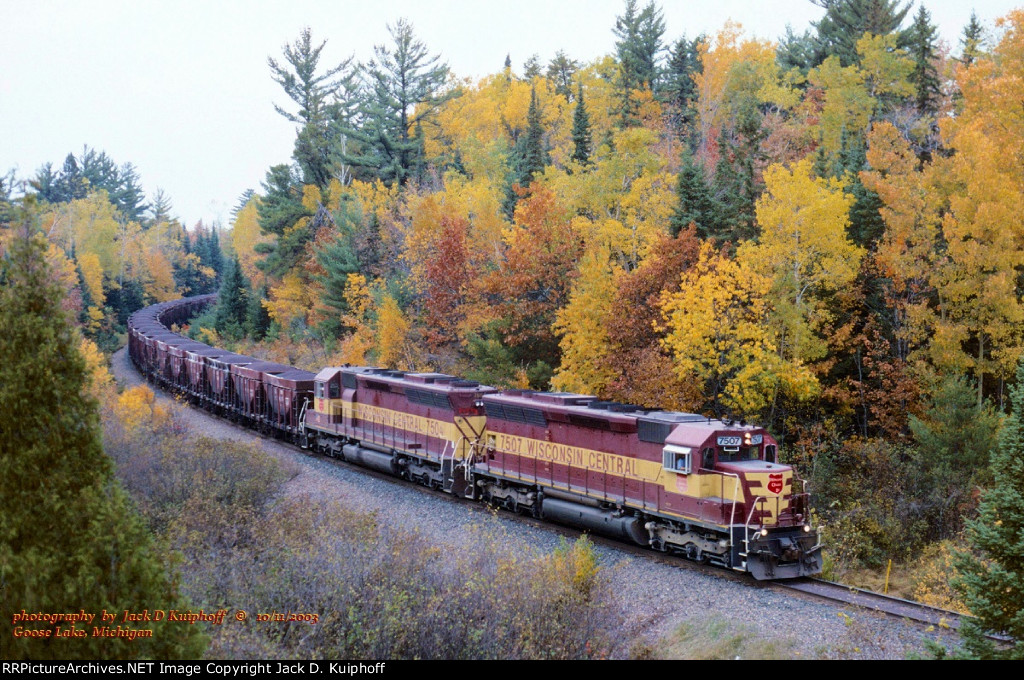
[716,446,761,463]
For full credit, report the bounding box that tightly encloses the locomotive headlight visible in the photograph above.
[744,432,752,445]
[803,524,812,533]
[760,528,768,537]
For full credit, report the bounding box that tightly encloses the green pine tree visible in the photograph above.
[246,284,272,341]
[214,256,250,340]
[518,86,549,186]
[909,374,999,543]
[570,83,592,167]
[0,216,205,659]
[811,0,912,67]
[670,146,719,239]
[613,0,665,127]
[256,164,313,277]
[960,11,986,67]
[954,358,1024,659]
[336,19,454,186]
[907,5,941,114]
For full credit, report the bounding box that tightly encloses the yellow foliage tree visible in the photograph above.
[747,159,863,364]
[660,243,817,416]
[332,273,376,366]
[375,293,416,370]
[551,245,621,394]
[225,197,272,283]
[114,385,172,435]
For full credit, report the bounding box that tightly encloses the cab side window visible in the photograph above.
[702,447,715,470]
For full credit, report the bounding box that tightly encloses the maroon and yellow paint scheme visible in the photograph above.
[476,390,820,577]
[304,367,494,469]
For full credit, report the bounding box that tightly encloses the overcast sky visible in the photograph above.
[1,0,1019,227]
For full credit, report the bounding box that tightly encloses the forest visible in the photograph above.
[3,0,1024,659]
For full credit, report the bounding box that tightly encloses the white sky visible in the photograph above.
[1,0,1019,227]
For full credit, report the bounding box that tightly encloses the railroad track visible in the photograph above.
[774,578,970,632]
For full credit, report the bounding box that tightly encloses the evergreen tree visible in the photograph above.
[546,51,579,101]
[231,188,256,220]
[269,28,357,188]
[207,226,224,282]
[954,358,1024,659]
[517,86,549,186]
[522,54,542,79]
[112,162,149,222]
[711,100,764,242]
[810,0,912,67]
[777,25,818,74]
[246,284,272,341]
[314,205,360,331]
[670,146,719,239]
[29,163,60,203]
[54,153,88,202]
[907,5,940,114]
[338,19,454,186]
[0,168,17,226]
[570,82,593,167]
[960,11,986,67]
[214,256,250,340]
[148,188,174,224]
[661,34,703,135]
[0,218,205,659]
[256,164,313,277]
[613,0,666,126]
[909,374,999,542]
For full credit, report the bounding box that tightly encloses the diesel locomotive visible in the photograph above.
[129,295,822,580]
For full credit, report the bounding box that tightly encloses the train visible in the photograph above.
[127,295,823,580]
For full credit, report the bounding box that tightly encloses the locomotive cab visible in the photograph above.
[656,421,822,579]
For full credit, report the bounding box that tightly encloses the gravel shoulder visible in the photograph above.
[110,347,956,659]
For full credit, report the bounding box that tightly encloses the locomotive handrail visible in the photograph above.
[717,471,742,549]
[741,496,768,561]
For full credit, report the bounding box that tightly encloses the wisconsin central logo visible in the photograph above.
[767,473,784,494]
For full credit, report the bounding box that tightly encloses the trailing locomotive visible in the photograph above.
[128,296,822,580]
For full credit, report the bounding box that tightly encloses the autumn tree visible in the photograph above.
[660,242,816,417]
[747,159,863,367]
[551,245,620,394]
[602,227,701,409]
[0,221,205,659]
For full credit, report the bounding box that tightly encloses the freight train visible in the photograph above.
[128,295,822,579]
